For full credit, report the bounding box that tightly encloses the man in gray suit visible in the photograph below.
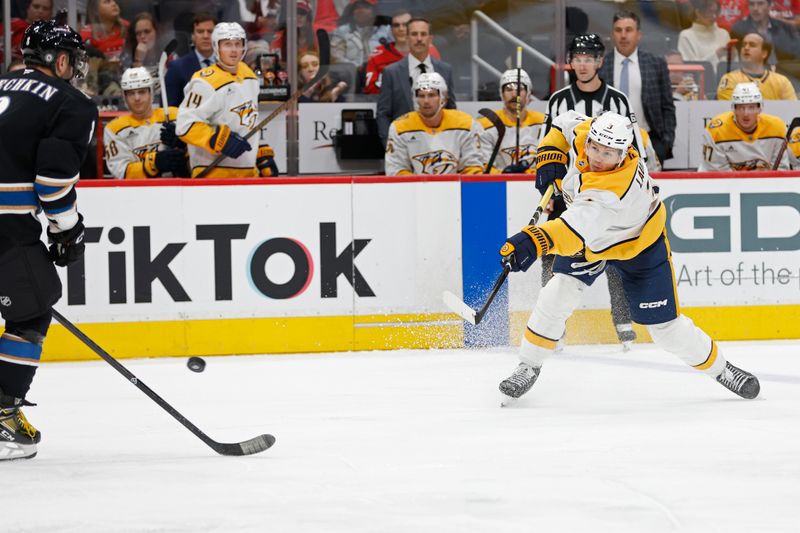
[377,17,456,145]
[599,10,676,164]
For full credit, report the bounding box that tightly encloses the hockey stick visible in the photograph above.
[772,117,800,170]
[479,108,505,173]
[628,111,648,163]
[514,46,522,164]
[195,29,330,178]
[158,39,178,117]
[51,309,275,456]
[443,184,555,325]
[726,39,738,74]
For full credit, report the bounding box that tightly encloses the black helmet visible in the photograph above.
[21,19,88,79]
[568,33,605,62]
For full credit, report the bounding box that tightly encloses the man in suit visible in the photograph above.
[377,17,455,145]
[599,10,676,164]
[164,12,217,107]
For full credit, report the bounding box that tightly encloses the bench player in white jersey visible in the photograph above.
[104,67,187,179]
[176,22,277,178]
[699,82,789,171]
[385,72,483,175]
[477,69,545,174]
[497,110,760,403]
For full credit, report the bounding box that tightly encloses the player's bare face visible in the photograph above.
[571,54,599,82]
[124,88,152,118]
[586,139,623,172]
[391,14,411,43]
[299,54,320,82]
[407,21,432,59]
[416,89,442,119]
[218,39,245,68]
[612,18,641,57]
[502,83,528,112]
[193,21,215,56]
[26,0,52,23]
[733,103,760,133]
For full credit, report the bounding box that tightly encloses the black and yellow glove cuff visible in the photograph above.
[210,125,232,153]
[536,148,568,169]
[257,145,275,158]
[521,225,553,256]
[143,151,159,177]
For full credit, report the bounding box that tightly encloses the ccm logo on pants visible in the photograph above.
[639,299,668,309]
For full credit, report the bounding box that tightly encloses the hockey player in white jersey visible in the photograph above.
[788,121,800,169]
[699,82,789,171]
[104,67,187,179]
[477,69,545,173]
[176,22,277,178]
[385,72,483,175]
[497,110,760,403]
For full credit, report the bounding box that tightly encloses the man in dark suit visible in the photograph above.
[599,10,676,163]
[164,12,217,107]
[377,17,455,145]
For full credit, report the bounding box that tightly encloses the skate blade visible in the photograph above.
[0,441,37,461]
[500,394,519,407]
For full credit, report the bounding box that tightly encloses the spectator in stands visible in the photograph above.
[769,0,800,29]
[599,10,676,164]
[376,18,455,145]
[122,13,163,70]
[363,9,441,95]
[731,0,799,64]
[330,0,391,67]
[81,0,128,61]
[0,0,53,63]
[242,0,280,41]
[271,1,322,65]
[700,82,789,169]
[298,50,348,102]
[164,13,218,107]
[717,32,797,98]
[678,0,734,72]
[666,51,701,100]
[717,0,750,31]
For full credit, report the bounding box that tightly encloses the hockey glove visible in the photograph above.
[502,161,530,174]
[257,145,279,177]
[209,125,251,159]
[154,149,187,176]
[535,147,568,194]
[47,213,85,267]
[160,121,182,148]
[499,225,552,273]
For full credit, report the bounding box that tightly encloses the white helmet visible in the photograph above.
[587,112,634,164]
[499,68,532,98]
[413,72,448,97]
[212,22,247,65]
[120,67,153,92]
[731,82,762,106]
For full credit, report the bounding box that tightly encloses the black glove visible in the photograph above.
[154,149,187,176]
[500,226,547,273]
[160,121,181,148]
[502,162,530,174]
[535,162,567,194]
[209,125,251,159]
[47,214,85,267]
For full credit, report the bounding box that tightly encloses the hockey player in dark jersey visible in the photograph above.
[0,20,98,460]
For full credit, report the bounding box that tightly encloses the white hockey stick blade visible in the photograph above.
[442,291,477,325]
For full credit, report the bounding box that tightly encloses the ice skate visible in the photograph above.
[499,363,540,405]
[0,392,40,461]
[616,324,636,352]
[716,362,760,399]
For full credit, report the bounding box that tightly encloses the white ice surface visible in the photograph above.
[6,341,800,533]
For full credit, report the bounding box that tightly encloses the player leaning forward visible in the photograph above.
[0,20,97,459]
[176,22,277,178]
[498,110,760,402]
[385,72,483,175]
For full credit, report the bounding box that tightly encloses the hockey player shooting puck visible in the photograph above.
[187,357,206,373]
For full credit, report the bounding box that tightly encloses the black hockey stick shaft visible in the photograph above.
[51,309,275,456]
[472,184,555,324]
[197,29,330,178]
[773,117,800,170]
[479,108,505,173]
[515,47,522,164]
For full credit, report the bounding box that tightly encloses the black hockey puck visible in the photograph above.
[187,356,206,373]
